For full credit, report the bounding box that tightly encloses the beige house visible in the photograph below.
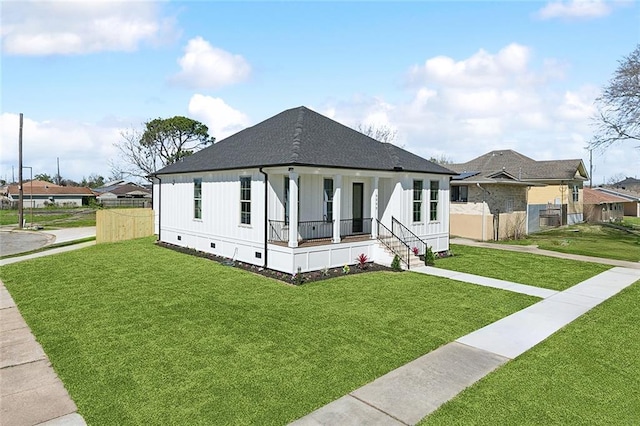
[450,150,588,241]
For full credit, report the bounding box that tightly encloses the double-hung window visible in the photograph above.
[413,180,423,222]
[193,178,202,219]
[572,185,579,202]
[240,177,251,225]
[430,180,439,221]
[451,185,468,202]
[323,178,333,222]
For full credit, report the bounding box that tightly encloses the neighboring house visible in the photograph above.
[6,180,94,208]
[612,177,640,192]
[592,186,640,217]
[583,188,626,223]
[449,150,589,240]
[152,106,455,274]
[93,181,152,207]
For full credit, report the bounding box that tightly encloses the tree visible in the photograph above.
[591,44,640,150]
[113,116,215,180]
[428,155,453,165]
[80,174,106,188]
[356,123,397,144]
[34,173,53,183]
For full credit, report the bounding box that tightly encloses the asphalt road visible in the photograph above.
[0,227,96,257]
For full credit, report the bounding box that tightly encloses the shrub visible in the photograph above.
[412,246,419,256]
[342,264,350,274]
[355,253,369,269]
[291,266,304,285]
[425,246,435,266]
[391,254,402,271]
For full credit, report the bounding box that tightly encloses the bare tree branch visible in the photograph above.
[591,44,640,150]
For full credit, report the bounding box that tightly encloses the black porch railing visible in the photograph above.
[391,216,428,256]
[376,219,410,269]
[340,218,372,237]
[268,218,372,243]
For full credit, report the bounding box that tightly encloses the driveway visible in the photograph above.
[0,227,96,257]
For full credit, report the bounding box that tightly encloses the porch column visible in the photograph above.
[288,170,299,248]
[371,176,379,239]
[333,174,342,243]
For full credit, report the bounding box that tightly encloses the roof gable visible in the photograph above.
[155,107,454,176]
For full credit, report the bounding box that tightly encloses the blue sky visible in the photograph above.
[1,0,638,185]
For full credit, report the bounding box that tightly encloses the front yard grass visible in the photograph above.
[0,208,96,228]
[422,279,640,425]
[0,237,538,425]
[437,244,610,290]
[502,223,640,262]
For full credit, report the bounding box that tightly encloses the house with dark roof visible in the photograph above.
[93,181,152,208]
[583,188,627,222]
[6,180,95,208]
[449,150,588,240]
[153,106,455,274]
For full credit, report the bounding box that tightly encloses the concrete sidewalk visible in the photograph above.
[0,281,86,426]
[451,237,640,269]
[291,267,640,425]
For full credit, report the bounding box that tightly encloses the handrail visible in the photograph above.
[391,216,429,256]
[376,219,411,269]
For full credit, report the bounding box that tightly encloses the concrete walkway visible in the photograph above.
[0,281,86,426]
[1,234,93,426]
[451,237,640,269]
[291,266,640,425]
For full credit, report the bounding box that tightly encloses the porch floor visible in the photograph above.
[269,234,373,247]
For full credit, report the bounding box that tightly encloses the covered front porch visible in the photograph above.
[266,167,383,248]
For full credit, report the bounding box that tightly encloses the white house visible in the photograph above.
[153,106,455,275]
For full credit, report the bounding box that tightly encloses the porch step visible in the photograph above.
[378,242,423,269]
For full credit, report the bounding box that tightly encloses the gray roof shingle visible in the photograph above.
[450,149,587,183]
[155,106,455,176]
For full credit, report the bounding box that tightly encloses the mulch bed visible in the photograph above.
[158,241,397,285]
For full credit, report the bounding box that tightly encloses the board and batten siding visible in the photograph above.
[380,174,450,253]
[158,170,266,265]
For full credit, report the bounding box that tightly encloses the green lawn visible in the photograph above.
[623,216,640,228]
[0,208,96,228]
[502,223,640,262]
[436,244,610,290]
[0,237,538,425]
[422,279,640,425]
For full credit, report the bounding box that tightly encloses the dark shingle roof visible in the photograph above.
[450,149,588,183]
[155,106,454,175]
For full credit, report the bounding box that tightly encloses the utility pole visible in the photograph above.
[18,113,24,229]
[56,157,61,185]
[589,148,593,189]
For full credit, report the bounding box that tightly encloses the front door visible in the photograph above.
[352,182,364,233]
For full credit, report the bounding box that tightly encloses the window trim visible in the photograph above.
[412,180,423,223]
[429,180,439,222]
[572,185,579,202]
[193,178,202,220]
[240,176,251,225]
[323,178,333,222]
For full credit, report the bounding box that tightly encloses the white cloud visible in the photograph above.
[323,43,638,184]
[409,43,531,88]
[0,113,122,182]
[171,37,251,90]
[1,1,176,55]
[536,0,612,20]
[187,95,250,140]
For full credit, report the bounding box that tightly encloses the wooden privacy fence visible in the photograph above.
[96,208,154,243]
